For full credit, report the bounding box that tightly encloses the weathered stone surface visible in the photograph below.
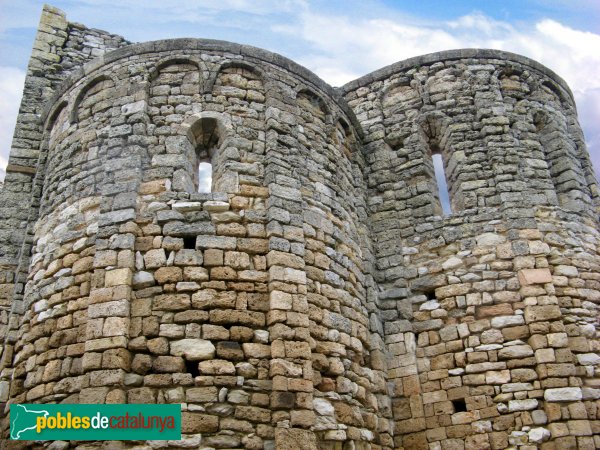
[170,339,215,360]
[576,353,600,366]
[133,271,155,288]
[524,305,562,323]
[198,359,236,374]
[485,370,510,384]
[313,398,335,416]
[498,345,534,359]
[544,387,582,402]
[491,315,524,328]
[518,268,552,285]
[181,412,219,433]
[476,303,513,318]
[274,428,318,450]
[528,427,551,444]
[508,399,538,411]
[172,201,203,212]
[105,268,132,286]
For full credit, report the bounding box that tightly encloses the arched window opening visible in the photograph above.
[190,117,221,193]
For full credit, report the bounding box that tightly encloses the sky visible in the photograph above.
[1,0,599,193]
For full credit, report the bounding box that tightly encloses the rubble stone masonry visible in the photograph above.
[0,5,599,449]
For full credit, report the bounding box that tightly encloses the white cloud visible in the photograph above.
[0,66,26,181]
[280,12,600,91]
[447,12,514,35]
[278,13,463,85]
[532,20,600,91]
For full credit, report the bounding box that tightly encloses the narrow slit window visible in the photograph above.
[432,152,452,215]
[198,161,212,193]
[190,117,220,193]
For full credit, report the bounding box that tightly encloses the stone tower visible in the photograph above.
[0,5,599,449]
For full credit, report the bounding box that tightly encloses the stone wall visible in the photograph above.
[0,5,129,371]
[0,5,598,450]
[343,50,600,449]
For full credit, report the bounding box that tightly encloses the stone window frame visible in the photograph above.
[174,111,236,194]
[418,113,454,216]
[190,117,219,193]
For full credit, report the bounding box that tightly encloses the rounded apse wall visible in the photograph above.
[6,39,387,448]
[344,49,600,449]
